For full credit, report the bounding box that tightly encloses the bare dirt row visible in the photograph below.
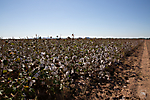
[120,40,150,100]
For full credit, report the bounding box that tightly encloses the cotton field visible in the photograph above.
[0,38,144,99]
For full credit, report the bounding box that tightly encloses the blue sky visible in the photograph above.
[0,0,150,38]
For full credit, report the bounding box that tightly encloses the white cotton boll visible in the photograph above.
[108,62,111,66]
[49,67,52,71]
[83,65,87,69]
[63,74,66,78]
[80,69,82,71]
[60,84,63,90]
[11,48,14,51]
[38,71,40,73]
[40,59,45,64]
[51,72,57,76]
[84,56,89,60]
[42,56,45,60]
[71,79,74,83]
[28,77,31,80]
[99,71,103,75]
[29,80,35,87]
[46,55,49,58]
[28,65,31,69]
[71,69,74,74]
[64,62,68,66]
[103,65,106,69]
[92,60,94,63]
[51,63,55,68]
[80,76,83,79]
[53,58,55,63]
[66,71,70,76]
[51,64,57,71]
[80,58,84,62]
[58,62,61,66]
[44,66,49,70]
[108,57,112,61]
[72,55,77,60]
[8,69,13,72]
[65,56,68,61]
[92,49,95,52]
[96,45,98,48]
[101,60,104,64]
[83,62,87,66]
[99,65,104,70]
[68,46,70,51]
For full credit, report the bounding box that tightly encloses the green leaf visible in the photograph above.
[3,70,7,73]
[84,69,87,72]
[76,69,79,72]
[8,77,12,80]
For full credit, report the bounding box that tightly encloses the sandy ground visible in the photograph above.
[136,40,150,99]
[123,40,150,100]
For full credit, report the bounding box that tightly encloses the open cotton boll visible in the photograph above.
[44,66,50,70]
[60,83,63,90]
[41,52,46,56]
[71,69,74,74]
[51,63,57,71]
[100,65,105,70]
[66,70,70,76]
[72,55,77,60]
[27,77,31,80]
[29,80,36,87]
[65,56,68,61]
[8,69,13,72]
[108,61,112,66]
[46,55,49,58]
[58,62,61,66]
[79,58,84,63]
[51,72,57,76]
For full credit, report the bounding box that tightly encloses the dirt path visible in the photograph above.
[136,40,150,99]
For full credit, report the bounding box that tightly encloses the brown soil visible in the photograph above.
[116,40,150,100]
[136,40,150,100]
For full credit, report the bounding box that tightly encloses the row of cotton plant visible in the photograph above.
[0,39,143,99]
